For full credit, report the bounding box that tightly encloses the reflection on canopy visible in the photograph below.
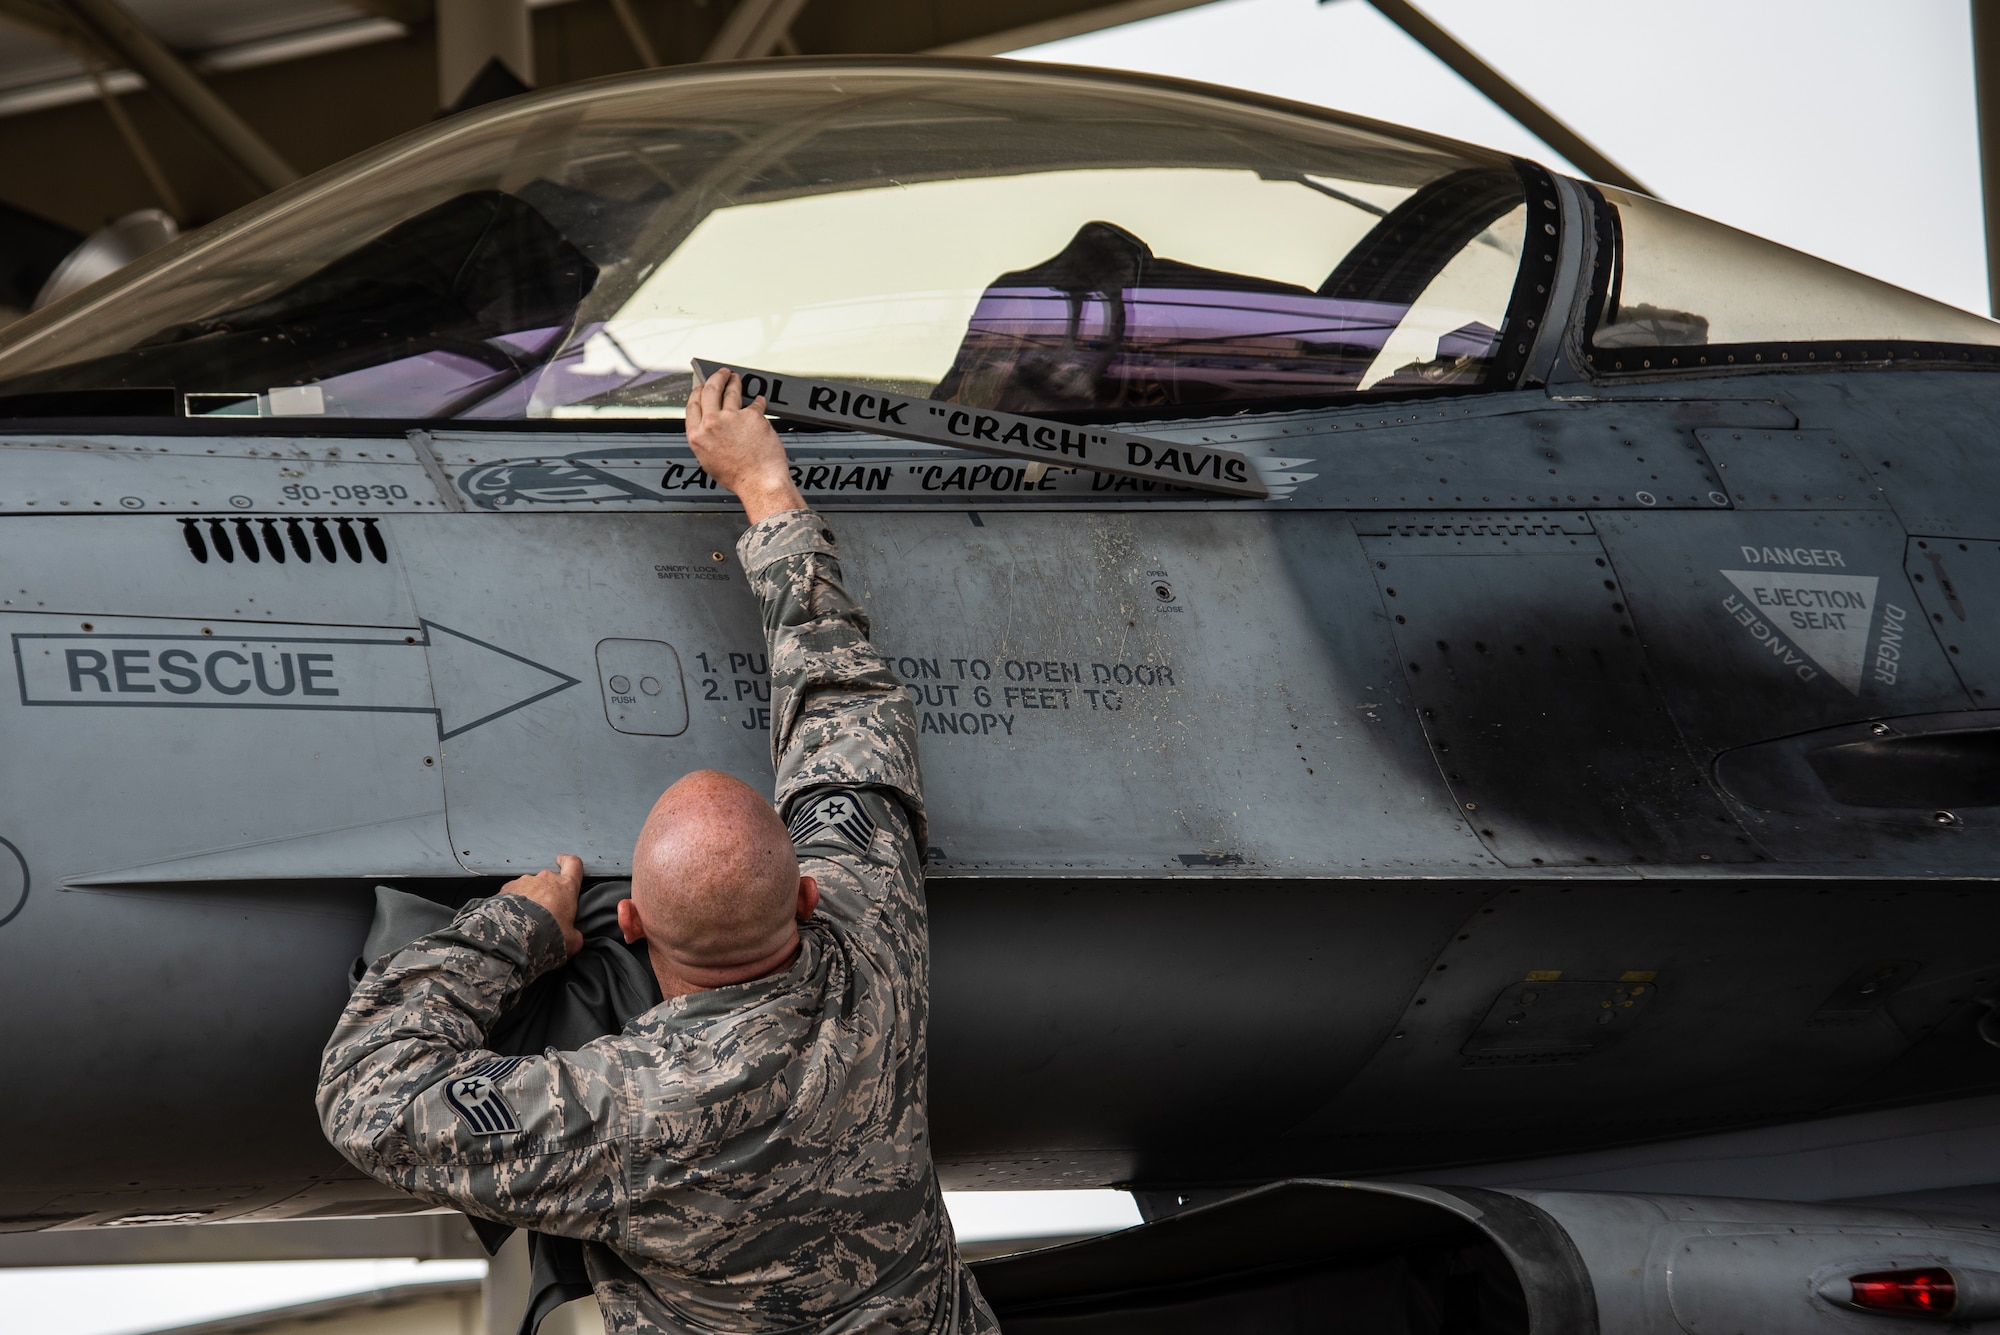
[0,63,1529,421]
[1588,187,2000,355]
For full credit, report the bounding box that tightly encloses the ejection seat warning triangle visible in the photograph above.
[1720,569,1880,694]
[691,359,1269,499]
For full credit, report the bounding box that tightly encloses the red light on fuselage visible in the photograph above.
[1849,1268,1957,1316]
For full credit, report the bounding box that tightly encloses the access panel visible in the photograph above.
[1596,511,1962,755]
[390,513,762,875]
[1904,534,2000,703]
[1362,515,1755,867]
[596,638,688,736]
[0,515,452,887]
[1281,880,2000,1172]
[1596,512,1985,865]
[391,508,1481,877]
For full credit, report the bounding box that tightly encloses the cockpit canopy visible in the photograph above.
[1584,185,2000,368]
[0,62,1539,422]
[0,60,1992,424]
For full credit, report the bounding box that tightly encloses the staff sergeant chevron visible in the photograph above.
[691,358,1270,499]
[11,619,578,739]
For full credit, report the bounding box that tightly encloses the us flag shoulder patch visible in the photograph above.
[789,791,876,850]
[442,1056,527,1135]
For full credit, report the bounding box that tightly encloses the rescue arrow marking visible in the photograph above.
[11,620,578,739]
[691,359,1270,500]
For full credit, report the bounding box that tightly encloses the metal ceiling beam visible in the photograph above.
[703,0,811,62]
[1974,0,2000,316]
[609,0,659,66]
[0,0,108,60]
[57,0,298,193]
[928,0,1216,56]
[1362,0,1651,195]
[436,0,533,106]
[345,0,434,24]
[79,47,182,221]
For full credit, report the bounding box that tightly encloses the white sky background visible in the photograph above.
[6,1194,1145,1335]
[4,4,1989,1332]
[1018,0,1989,315]
[2,1260,490,1335]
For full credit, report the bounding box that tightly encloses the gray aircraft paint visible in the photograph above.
[4,368,2000,1224]
[6,69,2000,1335]
[0,114,1997,1271]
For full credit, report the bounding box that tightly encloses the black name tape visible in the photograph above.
[691,360,1268,500]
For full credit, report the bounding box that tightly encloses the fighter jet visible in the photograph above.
[4,55,2000,1331]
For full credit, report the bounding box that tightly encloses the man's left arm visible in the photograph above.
[318,888,630,1241]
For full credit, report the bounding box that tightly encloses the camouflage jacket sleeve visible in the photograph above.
[737,508,925,853]
[316,896,628,1241]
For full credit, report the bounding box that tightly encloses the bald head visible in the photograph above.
[622,770,816,995]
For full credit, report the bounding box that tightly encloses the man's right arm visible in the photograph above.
[686,368,925,890]
[737,510,924,849]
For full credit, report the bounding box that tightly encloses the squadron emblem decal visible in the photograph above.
[443,1056,527,1135]
[789,792,877,850]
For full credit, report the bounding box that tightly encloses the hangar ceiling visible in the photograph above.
[0,0,1212,246]
[4,0,1995,323]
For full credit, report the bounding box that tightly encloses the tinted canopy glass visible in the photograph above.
[1589,187,2000,367]
[0,62,1531,422]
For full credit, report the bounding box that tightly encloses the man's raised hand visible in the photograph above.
[684,367,806,525]
[501,853,585,957]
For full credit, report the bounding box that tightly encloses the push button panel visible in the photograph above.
[596,638,688,736]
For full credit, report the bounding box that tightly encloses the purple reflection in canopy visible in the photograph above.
[1437,321,1500,361]
[968,286,1405,348]
[932,221,1486,412]
[951,284,1407,404]
[310,325,567,419]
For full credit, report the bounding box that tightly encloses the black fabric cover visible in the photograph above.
[352,880,661,1335]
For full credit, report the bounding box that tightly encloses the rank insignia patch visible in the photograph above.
[443,1056,526,1135]
[789,791,876,850]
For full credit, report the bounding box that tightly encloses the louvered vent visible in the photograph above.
[179,517,388,565]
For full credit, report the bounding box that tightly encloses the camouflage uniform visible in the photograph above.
[318,508,997,1335]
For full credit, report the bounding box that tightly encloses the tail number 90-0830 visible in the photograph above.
[281,484,410,502]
